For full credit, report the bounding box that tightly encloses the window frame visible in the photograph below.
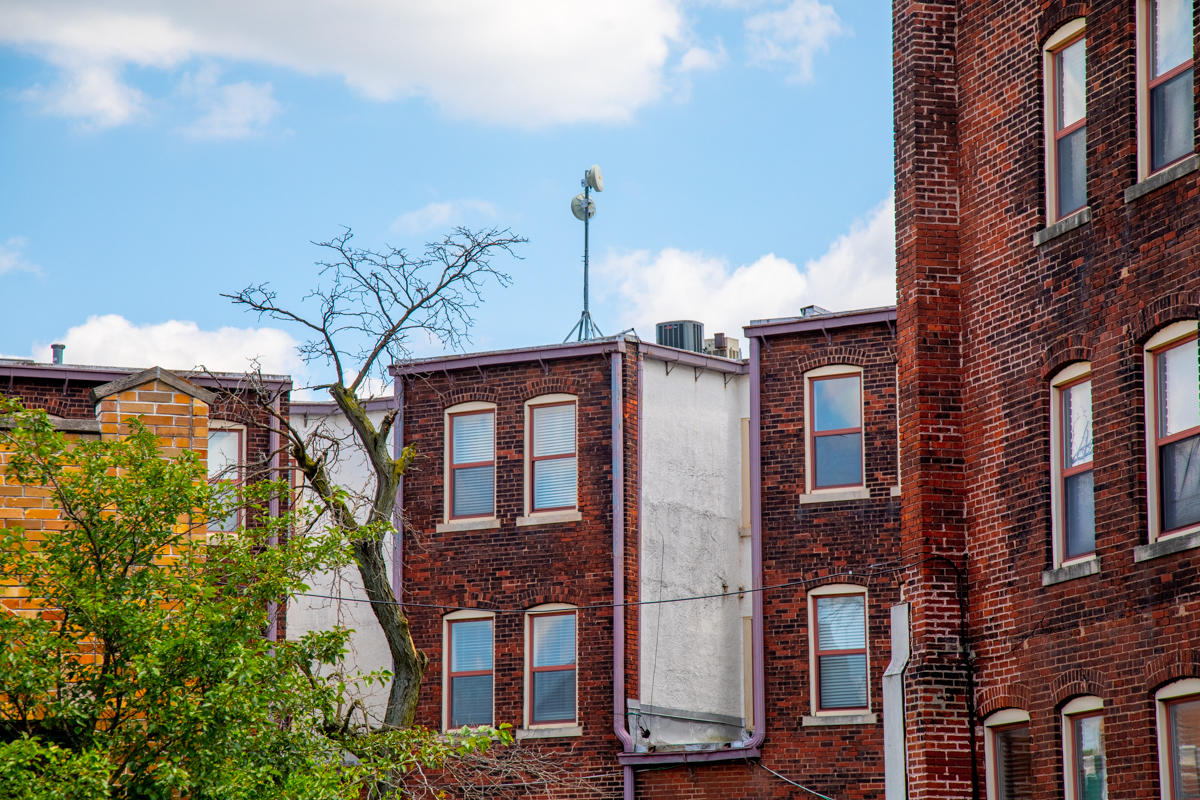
[524,603,578,729]
[1043,19,1089,223]
[1138,0,1196,178]
[443,610,495,731]
[1144,321,1200,542]
[1050,362,1096,566]
[1061,696,1107,800]
[984,708,1033,800]
[444,402,497,523]
[807,583,870,715]
[1156,679,1200,800]
[804,365,866,493]
[524,394,578,515]
[207,420,246,534]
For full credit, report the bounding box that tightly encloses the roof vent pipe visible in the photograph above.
[51,344,65,365]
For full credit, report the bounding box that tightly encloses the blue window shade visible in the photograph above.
[454,466,495,518]
[1162,434,1200,531]
[1152,69,1194,171]
[1064,470,1096,557]
[1057,126,1087,216]
[533,458,577,510]
[453,412,494,464]
[817,595,866,650]
[813,376,861,431]
[818,653,868,709]
[816,594,867,710]
[533,404,575,456]
[451,411,494,518]
[814,433,863,488]
[532,614,575,667]
[451,675,492,727]
[533,670,576,723]
[451,619,492,672]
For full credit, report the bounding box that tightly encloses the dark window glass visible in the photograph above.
[1058,126,1088,217]
[1170,698,1200,800]
[1072,714,1107,800]
[532,670,576,723]
[815,433,863,488]
[1152,68,1195,171]
[995,724,1033,800]
[1162,434,1200,532]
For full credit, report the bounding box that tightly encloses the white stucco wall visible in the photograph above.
[286,403,396,726]
[637,358,750,746]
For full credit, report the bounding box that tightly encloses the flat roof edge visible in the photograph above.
[389,338,628,375]
[742,306,896,337]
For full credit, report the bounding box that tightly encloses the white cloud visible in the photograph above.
[597,194,894,338]
[21,60,146,128]
[679,44,727,73]
[180,66,280,139]
[31,315,305,378]
[390,200,498,235]
[745,0,844,83]
[0,237,41,276]
[1,1,692,128]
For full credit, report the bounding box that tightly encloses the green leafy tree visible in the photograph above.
[0,403,523,800]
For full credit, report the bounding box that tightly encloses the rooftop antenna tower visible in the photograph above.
[564,164,605,342]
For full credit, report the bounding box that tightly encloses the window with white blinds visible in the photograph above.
[448,617,493,728]
[812,591,868,711]
[449,410,495,519]
[529,611,576,725]
[530,402,576,512]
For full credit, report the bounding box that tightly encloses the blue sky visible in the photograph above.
[0,1,894,392]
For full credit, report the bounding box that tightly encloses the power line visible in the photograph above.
[758,763,838,800]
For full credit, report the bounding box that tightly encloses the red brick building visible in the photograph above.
[896,1,1200,798]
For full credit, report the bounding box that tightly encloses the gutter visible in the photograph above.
[392,378,404,602]
[614,336,766,770]
[267,393,281,643]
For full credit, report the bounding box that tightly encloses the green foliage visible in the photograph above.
[0,402,516,800]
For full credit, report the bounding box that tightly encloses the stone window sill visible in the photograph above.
[1134,527,1200,563]
[516,510,582,527]
[1041,555,1100,586]
[516,725,583,740]
[797,487,871,505]
[1124,154,1200,203]
[435,517,500,534]
[802,712,877,727]
[1033,207,1091,246]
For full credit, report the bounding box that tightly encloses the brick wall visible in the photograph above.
[897,0,1200,797]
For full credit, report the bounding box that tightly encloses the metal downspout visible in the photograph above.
[392,377,404,602]
[267,391,282,642]
[610,351,635,800]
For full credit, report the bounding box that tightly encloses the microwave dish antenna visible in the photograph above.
[564,164,606,342]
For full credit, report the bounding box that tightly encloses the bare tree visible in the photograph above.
[224,227,524,727]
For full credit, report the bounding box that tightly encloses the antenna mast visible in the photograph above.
[565,165,605,342]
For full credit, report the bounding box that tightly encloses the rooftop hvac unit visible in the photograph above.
[656,320,704,353]
[704,333,741,360]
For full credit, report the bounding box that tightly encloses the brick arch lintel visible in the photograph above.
[795,347,897,375]
[1128,291,1200,346]
[1146,650,1200,695]
[1050,667,1108,707]
[1041,335,1093,379]
[1038,4,1090,47]
[523,377,579,401]
[511,586,580,609]
[977,683,1033,719]
[442,387,500,407]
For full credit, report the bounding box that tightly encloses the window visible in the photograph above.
[1044,20,1087,221]
[1051,364,1095,564]
[526,606,577,726]
[808,585,868,713]
[526,396,577,513]
[1145,322,1200,540]
[806,366,864,491]
[1140,0,1195,175]
[985,709,1033,800]
[446,404,495,520]
[207,422,244,532]
[1156,679,1200,800]
[444,612,494,728]
[1062,697,1107,800]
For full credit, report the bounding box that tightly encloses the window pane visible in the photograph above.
[1152,68,1195,171]
[208,430,240,531]
[814,433,863,488]
[995,725,1033,800]
[453,465,494,517]
[450,674,492,727]
[451,619,493,672]
[812,376,860,431]
[1065,469,1096,558]
[1171,698,1200,799]
[1073,715,1106,800]
[533,457,577,509]
[1153,0,1194,77]
[533,404,575,457]
[1057,38,1087,126]
[1064,380,1093,467]
[452,412,493,465]
[1159,338,1200,437]
[818,653,868,709]
[533,614,575,668]
[1057,126,1088,217]
[817,595,866,650]
[532,669,575,723]
[1162,434,1200,532]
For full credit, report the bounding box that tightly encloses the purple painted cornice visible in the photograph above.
[388,337,628,376]
[742,306,896,338]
